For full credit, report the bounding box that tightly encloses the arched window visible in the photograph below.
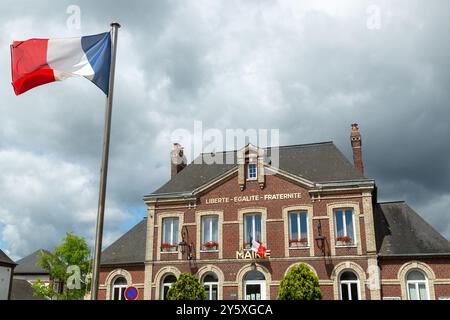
[161,274,177,300]
[339,271,360,300]
[202,273,218,300]
[244,271,266,300]
[112,277,127,300]
[406,270,429,300]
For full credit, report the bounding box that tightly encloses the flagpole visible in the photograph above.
[90,21,120,300]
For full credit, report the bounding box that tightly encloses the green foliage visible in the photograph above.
[166,273,206,300]
[32,233,91,300]
[277,263,322,300]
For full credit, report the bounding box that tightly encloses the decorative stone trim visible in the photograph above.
[236,263,272,300]
[397,261,436,300]
[327,202,362,256]
[144,204,155,300]
[330,261,367,300]
[105,269,133,300]
[197,265,226,300]
[237,207,267,249]
[283,262,318,277]
[367,256,381,299]
[282,205,314,257]
[153,266,181,300]
[195,210,224,260]
[156,211,184,261]
[362,192,377,253]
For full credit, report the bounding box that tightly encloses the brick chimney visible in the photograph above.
[350,123,364,175]
[171,143,187,177]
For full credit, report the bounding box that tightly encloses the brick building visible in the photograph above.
[99,124,450,300]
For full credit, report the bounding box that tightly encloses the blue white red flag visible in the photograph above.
[11,32,111,95]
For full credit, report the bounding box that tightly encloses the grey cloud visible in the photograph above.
[1,0,449,258]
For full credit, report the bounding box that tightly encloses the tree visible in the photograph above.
[166,273,206,300]
[277,263,322,300]
[32,233,91,300]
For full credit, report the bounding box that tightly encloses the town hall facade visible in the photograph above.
[98,124,450,300]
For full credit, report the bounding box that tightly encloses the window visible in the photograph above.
[406,270,429,300]
[335,209,355,245]
[161,274,177,300]
[244,213,262,249]
[339,271,360,300]
[112,277,127,300]
[201,216,219,251]
[288,211,308,247]
[247,163,257,180]
[244,271,266,300]
[203,273,218,300]
[161,217,179,252]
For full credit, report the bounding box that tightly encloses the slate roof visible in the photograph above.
[374,201,450,256]
[10,279,48,300]
[14,249,51,274]
[101,218,147,265]
[0,249,16,266]
[150,142,367,195]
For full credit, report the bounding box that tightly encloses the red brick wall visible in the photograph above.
[99,265,145,300]
[153,174,369,261]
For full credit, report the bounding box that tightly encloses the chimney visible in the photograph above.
[350,123,364,175]
[171,143,187,177]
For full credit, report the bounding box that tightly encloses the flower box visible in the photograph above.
[289,238,308,248]
[202,241,219,251]
[160,243,178,252]
[336,236,353,246]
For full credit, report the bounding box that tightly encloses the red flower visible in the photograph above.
[161,243,174,248]
[336,235,352,242]
[203,241,218,248]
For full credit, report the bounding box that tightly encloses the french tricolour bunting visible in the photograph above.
[10,32,111,95]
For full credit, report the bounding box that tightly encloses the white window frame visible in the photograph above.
[112,277,128,300]
[203,274,219,300]
[339,272,360,301]
[161,274,177,300]
[244,213,262,246]
[244,280,267,300]
[247,163,257,180]
[162,217,179,246]
[406,271,430,300]
[201,215,219,251]
[288,211,309,247]
[334,209,356,246]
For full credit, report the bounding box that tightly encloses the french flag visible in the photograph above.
[251,239,267,257]
[10,32,111,96]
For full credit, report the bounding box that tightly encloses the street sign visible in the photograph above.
[124,286,139,300]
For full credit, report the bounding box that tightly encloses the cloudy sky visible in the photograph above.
[1,0,449,260]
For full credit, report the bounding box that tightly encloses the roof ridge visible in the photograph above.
[378,200,406,204]
[198,141,334,155]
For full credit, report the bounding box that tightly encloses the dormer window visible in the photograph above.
[247,163,257,180]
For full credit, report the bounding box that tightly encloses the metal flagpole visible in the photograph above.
[90,22,120,300]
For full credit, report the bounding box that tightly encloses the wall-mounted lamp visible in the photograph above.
[178,226,193,260]
[315,220,326,256]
